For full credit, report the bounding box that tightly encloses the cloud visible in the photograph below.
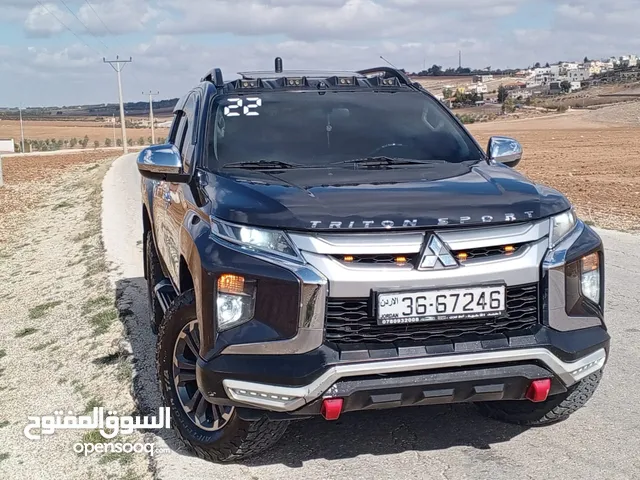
[20,0,157,38]
[155,0,521,40]
[24,3,71,37]
[76,0,159,35]
[1,0,640,106]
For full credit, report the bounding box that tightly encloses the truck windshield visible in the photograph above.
[207,90,484,169]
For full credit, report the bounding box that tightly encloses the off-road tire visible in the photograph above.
[476,370,603,426]
[157,289,289,462]
[145,231,165,334]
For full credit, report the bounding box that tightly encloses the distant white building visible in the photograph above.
[549,81,582,93]
[473,74,493,83]
[515,69,534,78]
[582,61,604,75]
[559,62,580,71]
[567,68,591,82]
[0,138,15,153]
[467,83,488,94]
[508,89,533,100]
[532,67,552,85]
[600,60,615,72]
[620,54,638,67]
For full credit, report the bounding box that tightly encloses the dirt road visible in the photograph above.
[102,153,640,480]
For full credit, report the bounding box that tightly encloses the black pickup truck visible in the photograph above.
[137,58,609,462]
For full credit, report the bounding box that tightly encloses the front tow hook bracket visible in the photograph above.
[320,398,344,420]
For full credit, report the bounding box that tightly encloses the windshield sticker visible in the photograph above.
[224,97,262,117]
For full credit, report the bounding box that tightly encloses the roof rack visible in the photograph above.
[202,58,421,93]
[201,68,224,87]
[238,69,365,80]
[356,66,413,86]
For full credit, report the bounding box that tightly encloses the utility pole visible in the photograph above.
[144,91,159,145]
[459,50,462,69]
[112,115,116,147]
[19,105,25,154]
[103,56,132,154]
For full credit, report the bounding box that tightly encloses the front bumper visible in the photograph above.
[196,324,610,414]
[197,218,609,415]
[222,347,606,412]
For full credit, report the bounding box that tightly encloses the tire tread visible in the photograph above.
[477,370,603,426]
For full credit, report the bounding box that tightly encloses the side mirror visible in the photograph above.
[136,144,190,182]
[487,136,523,168]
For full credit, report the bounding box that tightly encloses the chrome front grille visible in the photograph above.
[329,253,417,265]
[288,219,551,298]
[450,243,526,261]
[328,243,528,266]
[325,284,540,345]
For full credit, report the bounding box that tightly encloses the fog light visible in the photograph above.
[580,253,600,304]
[216,275,256,331]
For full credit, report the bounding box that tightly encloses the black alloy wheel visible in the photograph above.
[172,319,234,431]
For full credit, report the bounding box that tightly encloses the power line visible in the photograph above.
[57,0,110,51]
[83,0,114,36]
[35,0,102,56]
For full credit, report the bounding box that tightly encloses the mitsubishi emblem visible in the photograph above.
[418,234,458,270]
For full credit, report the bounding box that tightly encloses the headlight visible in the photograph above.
[210,218,301,261]
[580,252,600,304]
[549,210,577,247]
[216,274,256,331]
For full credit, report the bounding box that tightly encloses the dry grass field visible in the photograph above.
[413,75,522,95]
[0,118,170,147]
[468,109,640,231]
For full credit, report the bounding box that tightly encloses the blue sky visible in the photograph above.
[0,0,638,107]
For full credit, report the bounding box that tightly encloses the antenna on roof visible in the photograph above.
[275,57,283,73]
[379,55,399,69]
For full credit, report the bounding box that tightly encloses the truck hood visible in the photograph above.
[204,162,570,231]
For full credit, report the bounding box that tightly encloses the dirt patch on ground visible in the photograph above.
[468,112,640,231]
[0,151,123,237]
[0,155,151,479]
[585,101,640,126]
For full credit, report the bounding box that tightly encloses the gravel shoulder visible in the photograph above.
[0,153,151,480]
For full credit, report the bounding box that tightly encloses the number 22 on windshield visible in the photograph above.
[224,98,262,117]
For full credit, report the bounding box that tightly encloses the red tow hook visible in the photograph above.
[526,378,552,402]
[320,398,344,420]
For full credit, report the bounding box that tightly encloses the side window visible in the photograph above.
[182,94,198,171]
[170,112,187,148]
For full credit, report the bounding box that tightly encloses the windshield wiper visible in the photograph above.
[224,160,306,170]
[329,156,443,167]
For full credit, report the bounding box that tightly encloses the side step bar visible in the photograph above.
[154,280,177,313]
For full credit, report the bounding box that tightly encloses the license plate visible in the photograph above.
[376,284,506,325]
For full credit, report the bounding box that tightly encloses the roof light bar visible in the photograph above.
[282,77,309,87]
[240,79,258,88]
[325,75,358,87]
[370,76,400,87]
